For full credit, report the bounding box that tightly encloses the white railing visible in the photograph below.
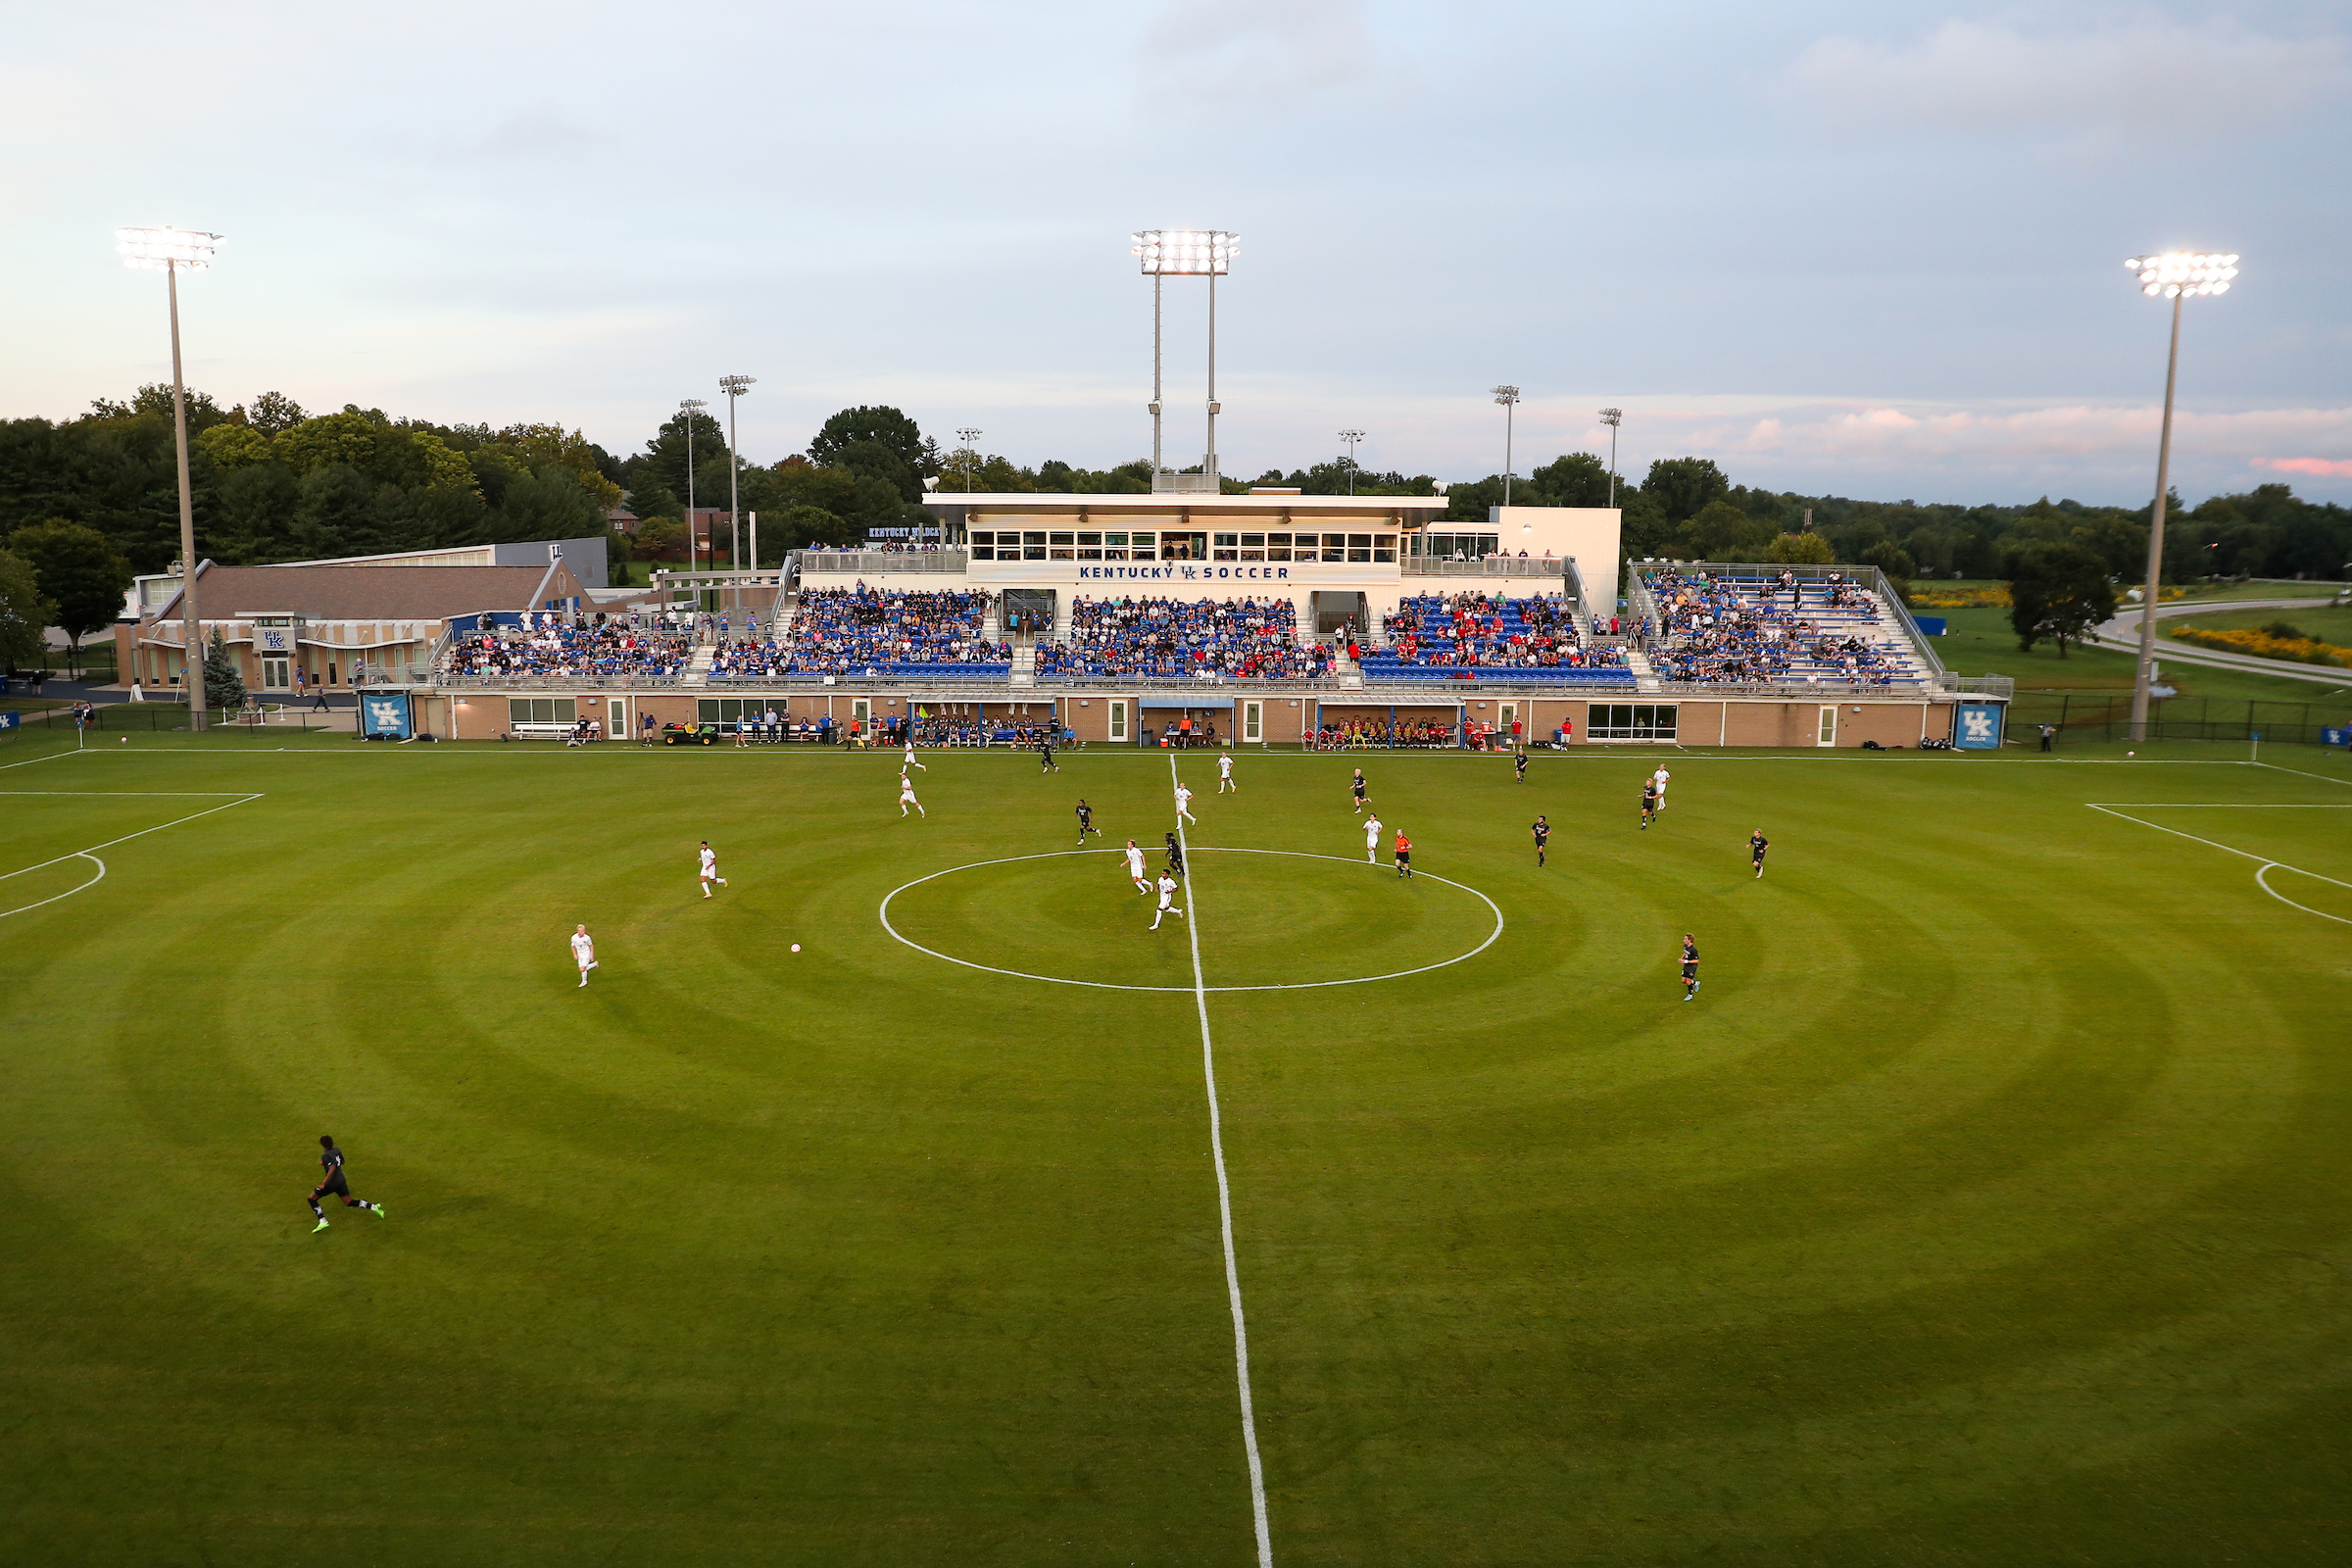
[795,550,970,575]
[1400,556,1567,580]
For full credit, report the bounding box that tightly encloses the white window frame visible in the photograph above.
[1242,700,1262,744]
[1818,705,1838,747]
[1107,700,1129,743]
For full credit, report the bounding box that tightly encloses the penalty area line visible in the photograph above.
[1171,754,1274,1568]
[2085,803,2352,926]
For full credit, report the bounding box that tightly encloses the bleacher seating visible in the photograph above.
[441,612,692,681]
[1035,595,1333,680]
[1362,592,1635,685]
[711,586,1010,679]
[1642,568,1928,686]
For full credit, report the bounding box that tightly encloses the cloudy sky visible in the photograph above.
[6,1,2348,505]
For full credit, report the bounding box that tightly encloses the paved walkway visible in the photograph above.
[2090,597,2347,688]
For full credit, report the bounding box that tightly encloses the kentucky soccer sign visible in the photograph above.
[362,694,413,739]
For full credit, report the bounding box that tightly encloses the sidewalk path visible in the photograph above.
[2090,598,2348,688]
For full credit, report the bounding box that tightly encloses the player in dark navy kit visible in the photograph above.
[1749,829,1769,878]
[1532,814,1550,866]
[1164,831,1185,878]
[1641,778,1659,829]
[1039,738,1057,773]
[1514,750,1529,783]
[308,1136,384,1232]
[1075,798,1101,845]
[1351,768,1368,813]
[1680,934,1700,1001]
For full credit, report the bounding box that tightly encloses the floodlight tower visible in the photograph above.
[1338,428,1366,494]
[719,375,754,570]
[1131,230,1240,489]
[117,225,222,727]
[679,398,707,576]
[1597,408,1624,508]
[1492,385,1521,505]
[956,427,982,493]
[2122,251,2239,743]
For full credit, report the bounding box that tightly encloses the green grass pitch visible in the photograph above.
[2,728,2348,1565]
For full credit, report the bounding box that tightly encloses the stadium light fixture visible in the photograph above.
[2122,252,2240,744]
[1132,229,1240,489]
[1597,408,1624,509]
[680,398,707,577]
[1338,428,1366,495]
[956,427,982,495]
[1492,386,1521,506]
[719,376,755,571]
[118,225,223,729]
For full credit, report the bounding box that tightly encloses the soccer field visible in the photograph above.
[2,730,2348,1565]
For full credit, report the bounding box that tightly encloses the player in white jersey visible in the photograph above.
[1363,811,1384,863]
[1217,754,1236,793]
[899,772,925,817]
[1174,781,1198,824]
[903,742,926,771]
[570,924,598,987]
[698,840,728,898]
[1124,839,1152,895]
[1650,764,1671,814]
[1150,870,1185,929]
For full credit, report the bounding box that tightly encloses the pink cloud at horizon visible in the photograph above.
[2255,457,2352,478]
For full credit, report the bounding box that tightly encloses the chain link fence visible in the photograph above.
[2009,691,2352,746]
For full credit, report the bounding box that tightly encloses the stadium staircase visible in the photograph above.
[682,647,718,687]
[1008,647,1037,688]
[1627,647,1661,692]
[1331,641,1365,689]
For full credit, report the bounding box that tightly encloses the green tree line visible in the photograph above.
[6,392,2346,604]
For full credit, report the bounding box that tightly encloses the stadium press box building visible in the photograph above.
[399,492,2011,750]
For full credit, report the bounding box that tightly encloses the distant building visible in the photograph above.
[115,541,632,697]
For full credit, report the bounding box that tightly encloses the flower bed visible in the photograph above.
[2167,624,2351,667]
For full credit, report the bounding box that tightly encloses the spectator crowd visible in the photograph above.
[1643,568,1915,686]
[1369,593,1626,672]
[1035,595,1334,680]
[442,611,692,681]
[710,585,1010,678]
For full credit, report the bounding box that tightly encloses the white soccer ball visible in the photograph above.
[791,944,802,953]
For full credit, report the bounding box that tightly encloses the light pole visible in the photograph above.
[1597,408,1623,508]
[1338,428,1365,495]
[2123,251,2238,744]
[1131,230,1239,489]
[719,375,754,571]
[956,428,982,494]
[118,225,223,729]
[1492,386,1521,505]
[679,398,707,579]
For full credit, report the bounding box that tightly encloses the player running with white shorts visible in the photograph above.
[1363,811,1384,864]
[698,840,728,898]
[903,742,926,771]
[1150,870,1185,930]
[899,772,925,817]
[1174,781,1198,825]
[1125,839,1152,895]
[571,923,598,986]
[1218,754,1236,793]
[1650,764,1671,815]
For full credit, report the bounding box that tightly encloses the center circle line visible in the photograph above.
[876,847,1505,994]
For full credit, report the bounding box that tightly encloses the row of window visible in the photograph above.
[1587,704,1678,740]
[970,529,1397,564]
[510,698,578,725]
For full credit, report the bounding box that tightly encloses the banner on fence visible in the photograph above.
[361,693,413,739]
[0,710,18,731]
[1954,703,2003,749]
[2324,726,2351,749]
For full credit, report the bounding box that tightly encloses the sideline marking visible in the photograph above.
[0,792,265,920]
[876,849,1503,993]
[1172,755,1275,1568]
[2086,804,2352,927]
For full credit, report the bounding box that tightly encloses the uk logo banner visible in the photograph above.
[362,694,412,738]
[1954,703,2002,749]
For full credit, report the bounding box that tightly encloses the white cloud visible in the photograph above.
[1782,20,2351,138]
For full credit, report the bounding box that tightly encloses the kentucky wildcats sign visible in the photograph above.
[361,694,412,739]
[1953,703,2003,750]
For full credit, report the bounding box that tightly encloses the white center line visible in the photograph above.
[1171,754,1274,1568]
